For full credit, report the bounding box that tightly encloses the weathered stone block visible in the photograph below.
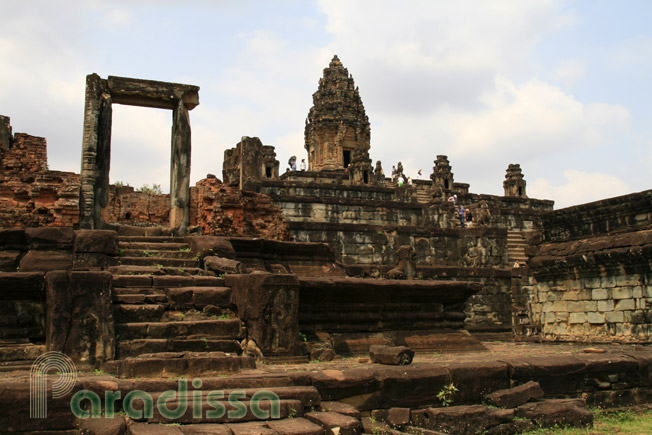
[186,236,235,259]
[562,290,580,301]
[73,229,118,254]
[598,300,615,312]
[568,301,584,312]
[643,286,652,298]
[486,381,544,409]
[0,251,21,272]
[615,299,635,311]
[583,301,598,312]
[587,312,605,324]
[592,288,610,300]
[45,271,114,368]
[552,301,568,312]
[369,345,414,365]
[601,276,616,288]
[516,399,592,428]
[204,256,246,274]
[19,250,72,272]
[73,253,119,270]
[25,227,74,250]
[613,287,633,300]
[633,287,643,298]
[616,274,643,287]
[569,313,587,324]
[225,273,300,356]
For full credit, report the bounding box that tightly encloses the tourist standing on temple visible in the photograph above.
[466,208,473,228]
[300,159,307,171]
[457,204,465,229]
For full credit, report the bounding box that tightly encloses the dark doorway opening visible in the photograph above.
[265,166,272,178]
[343,149,351,168]
[363,171,369,184]
[444,179,450,189]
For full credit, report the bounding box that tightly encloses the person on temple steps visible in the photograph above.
[300,159,306,171]
[457,204,465,229]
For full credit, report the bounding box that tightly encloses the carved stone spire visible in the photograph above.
[304,55,371,171]
[503,163,527,197]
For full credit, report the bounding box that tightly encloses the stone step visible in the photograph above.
[104,352,256,378]
[126,417,329,434]
[0,343,45,362]
[112,275,225,288]
[119,236,187,243]
[150,388,321,423]
[113,286,167,296]
[119,241,190,250]
[121,248,196,259]
[119,257,200,268]
[0,359,35,372]
[114,294,168,304]
[109,265,210,276]
[117,338,242,358]
[114,304,166,323]
[167,286,232,310]
[116,319,245,340]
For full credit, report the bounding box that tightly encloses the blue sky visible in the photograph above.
[1,0,650,208]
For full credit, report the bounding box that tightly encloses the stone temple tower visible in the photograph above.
[305,55,371,171]
[503,163,527,197]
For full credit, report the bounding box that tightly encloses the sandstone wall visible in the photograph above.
[191,177,291,240]
[0,133,79,228]
[516,190,652,342]
[105,185,170,225]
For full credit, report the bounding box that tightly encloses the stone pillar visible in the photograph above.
[46,271,114,369]
[170,99,192,234]
[79,74,103,229]
[225,273,301,357]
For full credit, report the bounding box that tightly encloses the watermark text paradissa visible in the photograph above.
[31,352,280,421]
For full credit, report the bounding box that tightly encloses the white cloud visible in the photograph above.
[529,170,631,209]
[104,8,133,28]
[552,59,586,87]
[318,0,575,113]
[606,35,652,70]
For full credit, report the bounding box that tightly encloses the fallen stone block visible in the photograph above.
[410,404,514,434]
[305,410,360,435]
[516,398,593,429]
[205,256,246,274]
[485,381,544,409]
[369,345,414,365]
[319,401,361,419]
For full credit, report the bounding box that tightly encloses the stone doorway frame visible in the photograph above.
[79,74,199,234]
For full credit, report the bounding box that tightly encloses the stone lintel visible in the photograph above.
[107,76,200,110]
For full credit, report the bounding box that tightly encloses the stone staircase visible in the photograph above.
[105,236,254,378]
[116,235,203,273]
[0,339,45,372]
[74,377,363,434]
[507,230,528,265]
[416,188,432,204]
